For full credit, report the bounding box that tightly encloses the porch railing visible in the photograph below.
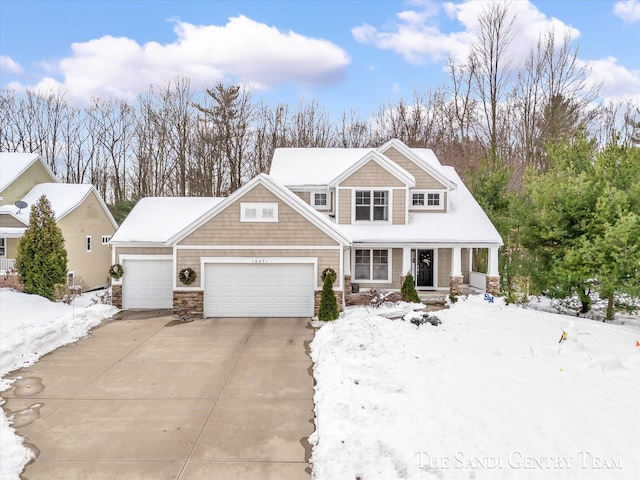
[469,271,486,291]
[0,258,16,272]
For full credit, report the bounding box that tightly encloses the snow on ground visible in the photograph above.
[0,288,118,480]
[310,295,640,480]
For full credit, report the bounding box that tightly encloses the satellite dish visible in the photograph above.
[14,200,28,214]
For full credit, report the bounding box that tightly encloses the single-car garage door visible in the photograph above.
[122,259,173,309]
[204,262,314,317]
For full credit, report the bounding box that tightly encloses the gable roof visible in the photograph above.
[168,173,351,246]
[0,153,56,192]
[269,139,457,190]
[110,197,225,244]
[376,139,457,190]
[339,166,501,245]
[0,183,118,229]
[269,148,371,186]
[328,150,415,188]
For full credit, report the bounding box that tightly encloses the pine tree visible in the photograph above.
[318,272,339,321]
[16,195,68,300]
[401,273,421,303]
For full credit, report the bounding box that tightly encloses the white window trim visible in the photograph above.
[351,189,392,224]
[67,271,75,286]
[311,191,329,210]
[410,189,446,210]
[101,235,111,245]
[352,248,392,283]
[240,203,279,222]
[86,235,92,253]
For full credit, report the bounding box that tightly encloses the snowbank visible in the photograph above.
[0,289,118,480]
[310,295,640,479]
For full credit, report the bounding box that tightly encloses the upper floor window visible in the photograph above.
[411,190,444,210]
[355,190,388,221]
[312,192,328,210]
[101,235,111,245]
[86,235,92,253]
[240,203,278,222]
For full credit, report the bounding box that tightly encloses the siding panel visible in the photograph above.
[340,160,405,187]
[384,146,446,189]
[438,248,452,288]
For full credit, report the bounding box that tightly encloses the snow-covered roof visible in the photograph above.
[0,183,117,227]
[111,197,225,244]
[328,150,415,188]
[0,153,55,192]
[338,167,502,245]
[270,148,373,186]
[0,226,27,238]
[167,174,351,246]
[269,140,456,190]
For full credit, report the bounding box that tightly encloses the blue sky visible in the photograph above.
[1,0,638,117]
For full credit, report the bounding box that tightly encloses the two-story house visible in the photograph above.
[0,153,118,290]
[109,139,502,318]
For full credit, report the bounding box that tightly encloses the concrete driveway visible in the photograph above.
[1,310,314,479]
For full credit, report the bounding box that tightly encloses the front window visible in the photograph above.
[412,193,425,206]
[354,249,390,281]
[0,238,5,257]
[355,190,388,221]
[240,203,279,222]
[411,190,444,210]
[313,192,328,209]
[427,193,440,206]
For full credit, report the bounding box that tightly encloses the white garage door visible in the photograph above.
[204,263,314,317]
[122,259,173,309]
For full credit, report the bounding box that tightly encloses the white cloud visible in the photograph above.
[584,57,640,103]
[614,0,640,22]
[352,0,580,66]
[1,55,23,74]
[11,15,350,104]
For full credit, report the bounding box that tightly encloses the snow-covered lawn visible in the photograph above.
[310,295,640,480]
[0,289,117,480]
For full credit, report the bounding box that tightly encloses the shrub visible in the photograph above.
[318,272,340,321]
[16,195,68,300]
[401,273,421,303]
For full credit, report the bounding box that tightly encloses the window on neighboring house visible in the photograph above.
[101,235,111,245]
[86,235,92,253]
[67,271,75,286]
[427,193,440,206]
[240,203,279,222]
[355,190,388,221]
[313,192,328,209]
[354,249,390,281]
[0,238,5,257]
[412,193,425,206]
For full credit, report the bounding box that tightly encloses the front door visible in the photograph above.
[416,249,434,287]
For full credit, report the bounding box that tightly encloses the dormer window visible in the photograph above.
[355,190,388,222]
[312,192,328,210]
[241,203,278,222]
[411,190,444,210]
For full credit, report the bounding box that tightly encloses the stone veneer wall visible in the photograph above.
[173,291,204,320]
[449,275,464,295]
[314,290,345,316]
[486,276,500,295]
[111,285,122,308]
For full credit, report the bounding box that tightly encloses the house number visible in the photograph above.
[252,259,268,263]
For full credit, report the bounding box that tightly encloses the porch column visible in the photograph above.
[486,246,500,295]
[402,247,411,276]
[450,246,463,294]
[343,248,351,276]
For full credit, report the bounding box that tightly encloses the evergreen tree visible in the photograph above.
[16,195,68,300]
[401,273,421,303]
[318,272,339,321]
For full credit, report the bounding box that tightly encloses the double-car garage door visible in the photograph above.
[122,259,315,317]
[204,263,314,317]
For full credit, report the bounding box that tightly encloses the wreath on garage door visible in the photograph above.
[179,267,197,285]
[108,263,124,280]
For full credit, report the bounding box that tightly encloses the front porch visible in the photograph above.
[343,245,500,296]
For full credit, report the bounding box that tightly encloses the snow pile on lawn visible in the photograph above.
[0,289,117,480]
[309,295,640,479]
